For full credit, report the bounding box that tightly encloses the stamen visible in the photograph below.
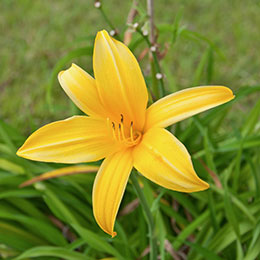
[108,117,141,147]
[119,123,126,140]
[130,121,134,142]
[111,122,117,141]
[106,117,110,130]
[118,124,122,141]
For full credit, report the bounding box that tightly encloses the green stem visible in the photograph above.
[100,7,115,30]
[98,6,122,41]
[131,173,157,260]
[136,28,165,98]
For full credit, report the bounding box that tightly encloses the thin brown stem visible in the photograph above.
[147,0,155,44]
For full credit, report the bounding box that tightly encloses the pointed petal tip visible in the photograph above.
[16,147,35,161]
[200,180,210,190]
[71,63,80,70]
[58,63,80,81]
[16,146,25,158]
[191,180,210,193]
[97,225,117,238]
[57,70,65,82]
[111,231,117,238]
[94,218,117,238]
[93,151,132,238]
[205,85,235,102]
[19,181,29,188]
[97,29,109,37]
[96,30,111,44]
[220,85,235,100]
[195,85,235,102]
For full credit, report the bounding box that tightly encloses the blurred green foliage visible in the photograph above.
[0,0,260,259]
[1,0,259,131]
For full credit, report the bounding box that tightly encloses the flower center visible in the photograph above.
[107,114,142,147]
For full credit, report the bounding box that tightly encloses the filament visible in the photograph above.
[130,122,134,142]
[107,116,141,147]
[111,122,117,141]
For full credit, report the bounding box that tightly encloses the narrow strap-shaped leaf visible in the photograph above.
[13,246,94,260]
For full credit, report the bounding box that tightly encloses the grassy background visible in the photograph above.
[0,0,260,259]
[1,0,259,131]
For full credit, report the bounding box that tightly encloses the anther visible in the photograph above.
[112,122,115,129]
[120,114,124,123]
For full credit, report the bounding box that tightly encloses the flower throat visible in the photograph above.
[107,114,142,147]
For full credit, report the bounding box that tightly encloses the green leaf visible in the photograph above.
[155,212,166,260]
[193,47,210,86]
[169,191,199,217]
[181,29,224,59]
[244,236,260,260]
[171,8,183,45]
[13,246,94,260]
[7,197,47,221]
[206,47,214,84]
[241,98,260,136]
[212,185,256,224]
[208,221,253,253]
[41,184,80,225]
[172,210,211,250]
[0,221,46,251]
[185,240,224,260]
[0,189,41,199]
[224,183,241,241]
[0,120,16,151]
[0,158,24,174]
[0,212,67,246]
[72,224,124,260]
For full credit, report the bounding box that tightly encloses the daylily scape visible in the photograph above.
[17,30,234,237]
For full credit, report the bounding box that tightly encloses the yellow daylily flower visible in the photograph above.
[17,30,234,237]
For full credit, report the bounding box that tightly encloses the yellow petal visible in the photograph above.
[133,128,209,192]
[93,30,148,130]
[93,149,133,237]
[17,116,116,163]
[145,86,234,130]
[20,165,99,187]
[58,63,106,117]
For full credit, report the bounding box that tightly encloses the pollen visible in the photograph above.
[107,115,142,147]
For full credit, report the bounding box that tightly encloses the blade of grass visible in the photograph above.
[13,246,94,260]
[72,224,125,260]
